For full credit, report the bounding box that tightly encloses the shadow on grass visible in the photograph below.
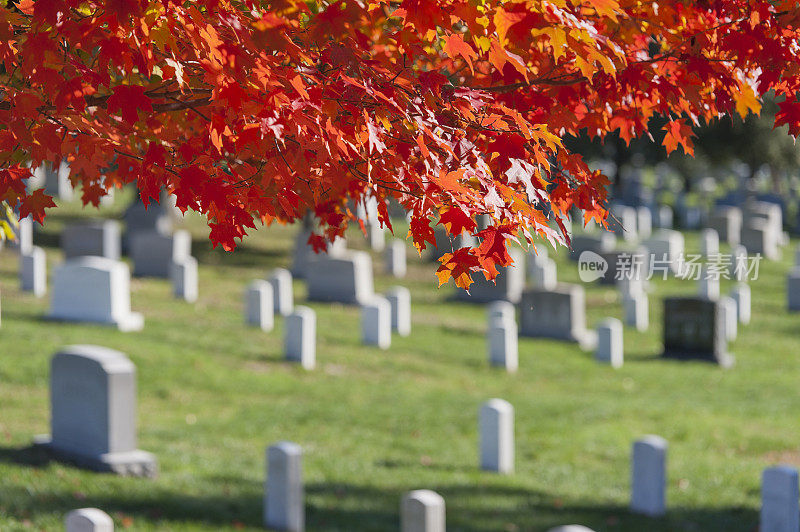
[0,475,759,531]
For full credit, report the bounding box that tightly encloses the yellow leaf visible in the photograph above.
[735,84,761,118]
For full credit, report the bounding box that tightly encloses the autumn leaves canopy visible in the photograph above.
[1,0,799,287]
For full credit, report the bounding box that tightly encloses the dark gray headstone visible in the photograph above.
[661,297,733,366]
[61,220,121,260]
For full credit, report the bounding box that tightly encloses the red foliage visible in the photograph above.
[2,0,800,287]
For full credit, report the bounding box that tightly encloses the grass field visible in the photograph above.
[1,191,798,531]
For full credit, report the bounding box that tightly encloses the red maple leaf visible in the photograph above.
[776,98,800,138]
[106,85,152,125]
[438,206,476,236]
[436,247,481,290]
[475,226,514,280]
[20,189,56,224]
[662,119,694,156]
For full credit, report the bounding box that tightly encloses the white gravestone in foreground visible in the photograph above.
[761,465,800,532]
[48,257,143,331]
[630,435,667,516]
[34,345,157,476]
[65,508,114,532]
[480,399,514,474]
[401,490,445,532]
[264,441,304,532]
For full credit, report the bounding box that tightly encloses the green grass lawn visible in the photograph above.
[1,192,798,531]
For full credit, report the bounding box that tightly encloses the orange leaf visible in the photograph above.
[662,119,694,156]
[443,33,477,74]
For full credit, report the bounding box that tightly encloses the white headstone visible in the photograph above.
[246,280,274,331]
[48,257,143,331]
[20,245,46,297]
[547,526,596,532]
[698,273,720,301]
[531,257,557,290]
[479,399,514,474]
[742,219,780,260]
[12,215,33,255]
[65,508,114,532]
[617,275,644,300]
[700,228,719,257]
[306,251,374,305]
[642,230,685,276]
[267,268,294,317]
[610,205,638,243]
[62,220,121,260]
[527,246,549,278]
[630,435,667,516]
[35,345,157,476]
[488,318,518,372]
[595,318,623,368]
[170,256,198,303]
[130,230,191,278]
[362,296,391,349]
[367,223,385,251]
[731,284,751,325]
[385,239,407,278]
[401,490,445,532]
[719,296,738,342]
[636,207,652,240]
[655,206,673,229]
[285,307,315,369]
[761,465,799,532]
[623,293,648,332]
[264,441,304,532]
[708,206,742,246]
[520,285,596,350]
[731,244,749,282]
[290,229,347,278]
[34,160,73,200]
[385,286,411,337]
[487,300,515,325]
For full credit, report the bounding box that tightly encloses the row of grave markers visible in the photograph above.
[37,343,800,532]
